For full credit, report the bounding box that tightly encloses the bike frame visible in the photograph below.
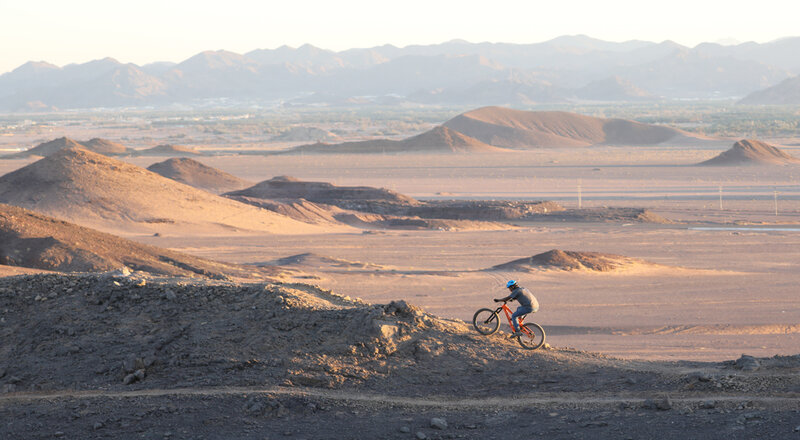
[495,302,531,335]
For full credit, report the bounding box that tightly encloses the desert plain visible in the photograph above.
[1,108,799,439]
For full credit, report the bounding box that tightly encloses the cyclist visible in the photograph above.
[494,280,539,337]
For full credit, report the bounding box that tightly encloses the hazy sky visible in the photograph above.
[1,0,798,74]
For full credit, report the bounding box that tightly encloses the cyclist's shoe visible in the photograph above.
[509,331,523,338]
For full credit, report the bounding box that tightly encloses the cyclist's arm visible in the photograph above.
[494,295,512,302]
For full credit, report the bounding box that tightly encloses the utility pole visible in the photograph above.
[718,185,723,211]
[774,190,779,216]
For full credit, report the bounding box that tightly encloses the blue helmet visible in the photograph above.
[506,280,517,288]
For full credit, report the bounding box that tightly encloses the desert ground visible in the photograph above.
[1,111,799,438]
[1,147,799,361]
[116,149,800,362]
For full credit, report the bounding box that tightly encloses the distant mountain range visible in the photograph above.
[2,35,800,111]
[739,75,800,104]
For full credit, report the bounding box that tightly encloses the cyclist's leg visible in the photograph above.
[511,306,533,332]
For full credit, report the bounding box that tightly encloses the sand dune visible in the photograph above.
[287,126,506,154]
[0,203,279,279]
[227,176,513,230]
[488,249,657,272]
[400,126,508,152]
[698,139,800,166]
[228,175,417,204]
[229,195,509,231]
[133,144,204,156]
[443,106,698,148]
[147,158,252,194]
[227,196,348,225]
[285,106,707,154]
[80,138,129,155]
[267,252,388,270]
[7,136,129,157]
[0,148,339,234]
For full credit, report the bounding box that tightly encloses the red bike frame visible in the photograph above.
[498,302,530,334]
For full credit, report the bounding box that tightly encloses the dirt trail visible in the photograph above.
[3,386,799,410]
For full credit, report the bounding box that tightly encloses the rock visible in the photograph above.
[111,267,132,277]
[385,300,420,318]
[246,401,264,414]
[373,320,399,341]
[690,372,713,382]
[399,426,411,433]
[735,355,760,371]
[143,356,157,368]
[430,418,448,430]
[643,396,672,410]
[415,432,427,440]
[93,422,104,430]
[164,290,177,301]
[122,356,140,374]
[1,384,16,393]
[700,400,716,409]
[0,368,5,379]
[122,369,145,385]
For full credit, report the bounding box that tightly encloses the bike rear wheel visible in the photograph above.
[472,308,500,335]
[517,323,546,350]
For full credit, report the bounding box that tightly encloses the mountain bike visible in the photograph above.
[472,300,546,350]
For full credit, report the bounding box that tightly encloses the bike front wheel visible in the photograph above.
[517,323,546,350]
[472,308,500,335]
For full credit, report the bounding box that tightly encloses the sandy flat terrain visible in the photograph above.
[2,148,798,362]
[137,221,800,361]
[119,148,800,213]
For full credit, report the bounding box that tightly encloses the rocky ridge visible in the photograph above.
[0,273,793,397]
[1,273,798,438]
[0,202,281,279]
[0,147,330,234]
[490,249,655,272]
[6,136,129,158]
[147,157,252,193]
[698,139,800,166]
